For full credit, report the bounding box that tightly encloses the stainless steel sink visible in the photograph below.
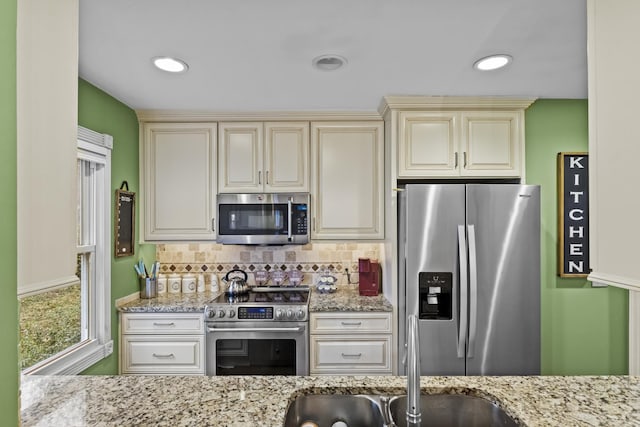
[388,394,520,427]
[283,394,386,427]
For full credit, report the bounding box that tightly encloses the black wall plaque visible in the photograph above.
[115,181,135,258]
[557,153,589,277]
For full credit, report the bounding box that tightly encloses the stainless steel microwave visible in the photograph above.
[216,193,310,245]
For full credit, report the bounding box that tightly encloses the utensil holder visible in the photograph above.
[139,277,157,299]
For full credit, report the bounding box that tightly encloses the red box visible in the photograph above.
[358,258,381,296]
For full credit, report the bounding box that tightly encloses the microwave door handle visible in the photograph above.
[287,199,293,241]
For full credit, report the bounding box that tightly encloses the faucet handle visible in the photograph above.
[379,396,397,427]
[402,342,407,367]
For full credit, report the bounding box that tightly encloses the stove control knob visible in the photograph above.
[227,309,236,318]
[218,310,226,318]
[286,309,294,320]
[207,309,215,319]
[295,309,305,320]
[275,308,284,320]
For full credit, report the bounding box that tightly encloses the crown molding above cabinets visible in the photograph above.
[136,110,384,123]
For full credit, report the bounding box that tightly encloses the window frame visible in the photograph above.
[23,127,113,375]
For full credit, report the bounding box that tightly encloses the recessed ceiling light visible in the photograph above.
[312,54,347,71]
[473,54,512,71]
[152,56,189,73]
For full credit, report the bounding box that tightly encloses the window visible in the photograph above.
[19,127,113,374]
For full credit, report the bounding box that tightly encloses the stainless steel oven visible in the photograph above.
[216,193,310,245]
[204,288,310,376]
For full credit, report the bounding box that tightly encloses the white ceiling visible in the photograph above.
[79,0,587,112]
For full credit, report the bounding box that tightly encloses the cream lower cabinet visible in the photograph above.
[142,123,217,240]
[120,313,205,375]
[310,121,384,240]
[309,312,392,375]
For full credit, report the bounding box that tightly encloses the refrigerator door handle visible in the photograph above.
[467,224,478,358]
[457,225,468,359]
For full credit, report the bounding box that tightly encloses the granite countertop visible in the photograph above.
[309,284,393,312]
[118,284,393,313]
[20,374,640,426]
[117,291,222,313]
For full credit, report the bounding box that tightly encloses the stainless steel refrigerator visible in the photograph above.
[398,184,540,376]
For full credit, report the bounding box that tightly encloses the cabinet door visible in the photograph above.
[460,111,522,177]
[143,123,216,240]
[264,122,309,192]
[311,122,384,239]
[398,112,459,177]
[218,122,263,193]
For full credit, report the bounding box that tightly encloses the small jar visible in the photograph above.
[182,273,196,294]
[168,273,182,294]
[209,273,219,293]
[156,273,168,294]
[197,273,205,293]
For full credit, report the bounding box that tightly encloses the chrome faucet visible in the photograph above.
[406,314,421,426]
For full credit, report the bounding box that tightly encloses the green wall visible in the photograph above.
[1,0,19,424]
[77,79,155,375]
[525,99,628,375]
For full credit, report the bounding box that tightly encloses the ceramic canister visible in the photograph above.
[168,273,182,294]
[182,273,196,294]
[209,273,219,293]
[197,274,205,293]
[156,273,168,294]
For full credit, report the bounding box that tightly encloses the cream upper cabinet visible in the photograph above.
[310,121,384,240]
[398,111,459,176]
[218,121,309,193]
[460,111,521,177]
[142,123,217,241]
[384,97,534,179]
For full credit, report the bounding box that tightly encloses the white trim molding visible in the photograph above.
[630,291,640,375]
[587,271,640,292]
[78,126,113,149]
[136,109,383,123]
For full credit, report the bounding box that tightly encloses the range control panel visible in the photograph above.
[238,306,273,320]
[205,304,307,322]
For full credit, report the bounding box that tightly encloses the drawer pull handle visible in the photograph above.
[341,353,362,359]
[152,353,175,359]
[341,322,362,326]
[153,322,176,327]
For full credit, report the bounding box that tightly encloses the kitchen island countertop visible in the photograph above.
[20,374,640,426]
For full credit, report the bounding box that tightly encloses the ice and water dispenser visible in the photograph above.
[418,272,452,320]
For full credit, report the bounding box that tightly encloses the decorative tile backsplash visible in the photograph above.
[156,242,382,276]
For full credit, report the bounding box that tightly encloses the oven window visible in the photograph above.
[216,339,296,375]
[219,204,288,235]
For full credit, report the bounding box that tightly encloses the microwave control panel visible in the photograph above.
[292,204,308,235]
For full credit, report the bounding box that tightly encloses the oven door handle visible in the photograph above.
[206,326,305,333]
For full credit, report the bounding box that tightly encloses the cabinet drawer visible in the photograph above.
[121,335,204,375]
[310,335,392,374]
[310,312,391,334]
[121,313,204,334]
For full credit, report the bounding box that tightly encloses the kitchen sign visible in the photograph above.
[557,152,589,277]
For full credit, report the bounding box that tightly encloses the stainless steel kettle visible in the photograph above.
[223,269,249,295]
